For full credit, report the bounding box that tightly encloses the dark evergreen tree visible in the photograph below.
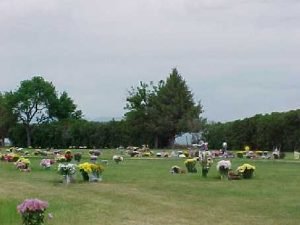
[125,68,204,148]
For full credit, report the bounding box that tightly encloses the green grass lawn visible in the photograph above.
[1,149,300,225]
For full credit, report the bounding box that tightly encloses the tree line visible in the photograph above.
[2,70,299,151]
[0,69,204,148]
[203,110,300,152]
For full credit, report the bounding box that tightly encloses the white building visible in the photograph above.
[174,132,201,146]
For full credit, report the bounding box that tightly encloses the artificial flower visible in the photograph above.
[237,163,255,173]
[216,160,231,171]
[17,198,48,225]
[112,155,123,163]
[40,159,54,168]
[57,163,76,175]
[184,158,197,173]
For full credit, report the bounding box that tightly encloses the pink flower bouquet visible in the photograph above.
[17,198,48,225]
[40,159,54,169]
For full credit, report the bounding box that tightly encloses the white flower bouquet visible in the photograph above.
[113,155,123,164]
[58,163,76,176]
[58,163,76,184]
[216,160,231,179]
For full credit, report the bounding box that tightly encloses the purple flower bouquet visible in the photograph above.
[17,198,48,225]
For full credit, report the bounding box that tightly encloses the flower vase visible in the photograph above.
[89,172,102,182]
[81,171,89,182]
[63,174,71,184]
[186,164,197,173]
[242,168,254,179]
[219,167,229,179]
[202,167,209,177]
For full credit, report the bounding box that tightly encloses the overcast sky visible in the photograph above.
[1,0,299,122]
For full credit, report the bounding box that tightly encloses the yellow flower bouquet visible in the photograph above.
[184,158,197,173]
[15,157,31,171]
[78,162,104,182]
[237,163,255,179]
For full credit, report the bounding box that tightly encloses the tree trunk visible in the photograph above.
[169,135,175,148]
[154,135,159,149]
[25,125,31,147]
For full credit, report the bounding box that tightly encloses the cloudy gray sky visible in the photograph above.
[1,0,299,122]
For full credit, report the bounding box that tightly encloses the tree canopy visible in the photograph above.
[203,109,300,151]
[6,76,82,147]
[125,68,204,148]
[3,70,300,151]
[0,92,16,145]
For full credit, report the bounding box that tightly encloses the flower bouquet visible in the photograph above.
[112,155,123,164]
[15,157,31,171]
[17,198,48,225]
[74,152,82,162]
[55,154,66,163]
[89,149,101,156]
[237,163,255,179]
[78,162,104,182]
[216,160,231,179]
[184,158,197,173]
[40,159,54,169]
[90,154,98,162]
[236,151,244,158]
[3,153,20,162]
[64,150,73,162]
[57,163,76,183]
[200,152,213,177]
[170,165,185,174]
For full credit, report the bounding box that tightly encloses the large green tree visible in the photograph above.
[49,91,82,120]
[0,93,16,145]
[6,76,81,147]
[152,68,203,146]
[125,81,157,146]
[125,68,204,148]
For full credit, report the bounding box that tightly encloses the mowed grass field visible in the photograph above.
[1,149,300,225]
